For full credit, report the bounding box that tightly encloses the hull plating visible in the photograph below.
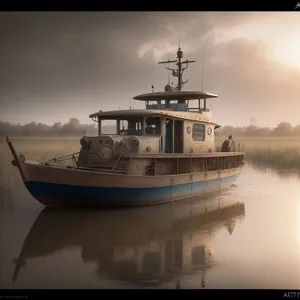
[24,172,241,207]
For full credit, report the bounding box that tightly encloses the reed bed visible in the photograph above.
[0,137,80,209]
[215,136,300,171]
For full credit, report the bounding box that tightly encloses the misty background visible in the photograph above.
[0,119,298,138]
[1,12,300,129]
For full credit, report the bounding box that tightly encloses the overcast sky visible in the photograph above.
[1,11,300,128]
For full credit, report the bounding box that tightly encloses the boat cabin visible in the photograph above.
[74,47,243,174]
[87,90,220,157]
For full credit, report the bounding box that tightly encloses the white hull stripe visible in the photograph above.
[22,162,243,189]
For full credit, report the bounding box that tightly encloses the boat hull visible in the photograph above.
[20,162,243,207]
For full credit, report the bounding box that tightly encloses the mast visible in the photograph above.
[158,47,196,91]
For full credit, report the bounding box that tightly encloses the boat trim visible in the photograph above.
[133,91,218,101]
[127,151,245,159]
[89,109,218,124]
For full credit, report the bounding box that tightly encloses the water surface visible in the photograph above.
[1,164,300,289]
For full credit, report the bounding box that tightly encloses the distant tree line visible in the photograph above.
[215,122,300,137]
[0,119,299,137]
[0,118,97,137]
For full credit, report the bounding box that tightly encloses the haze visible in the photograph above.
[1,11,300,128]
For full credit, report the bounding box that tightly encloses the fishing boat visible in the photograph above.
[6,47,245,207]
[12,195,245,287]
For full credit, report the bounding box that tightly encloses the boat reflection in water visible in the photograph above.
[13,193,245,288]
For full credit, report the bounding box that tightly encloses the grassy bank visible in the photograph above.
[0,138,80,208]
[215,136,300,152]
[215,136,300,171]
[246,148,300,170]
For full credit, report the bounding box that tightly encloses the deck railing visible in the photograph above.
[215,141,244,153]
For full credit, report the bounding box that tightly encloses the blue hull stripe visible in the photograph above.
[24,174,239,207]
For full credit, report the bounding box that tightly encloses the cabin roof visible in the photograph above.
[133,91,218,101]
[89,109,219,125]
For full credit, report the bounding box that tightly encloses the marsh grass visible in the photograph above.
[216,136,300,172]
[0,137,80,210]
[247,148,300,171]
[215,136,300,152]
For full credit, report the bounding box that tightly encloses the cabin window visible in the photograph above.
[101,120,117,134]
[118,118,143,136]
[145,117,161,135]
[192,123,205,141]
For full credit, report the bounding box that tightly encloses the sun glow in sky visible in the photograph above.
[226,13,300,69]
[138,13,300,70]
[272,36,300,69]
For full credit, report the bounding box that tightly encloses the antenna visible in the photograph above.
[168,56,171,84]
[201,55,204,91]
[151,42,155,92]
[151,58,154,91]
[158,46,195,92]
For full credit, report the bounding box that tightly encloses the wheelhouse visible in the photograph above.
[89,108,219,155]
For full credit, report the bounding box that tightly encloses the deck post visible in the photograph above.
[5,136,27,182]
[172,119,175,153]
[142,117,146,136]
[218,157,221,190]
[98,117,101,135]
[116,119,120,135]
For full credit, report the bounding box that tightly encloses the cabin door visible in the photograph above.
[174,120,184,153]
[165,119,173,153]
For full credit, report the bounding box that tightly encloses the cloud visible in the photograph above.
[134,12,261,65]
[0,12,300,126]
[137,42,179,61]
[195,37,300,126]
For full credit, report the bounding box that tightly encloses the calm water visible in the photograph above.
[1,163,300,289]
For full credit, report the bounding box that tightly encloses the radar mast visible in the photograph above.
[158,47,196,92]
